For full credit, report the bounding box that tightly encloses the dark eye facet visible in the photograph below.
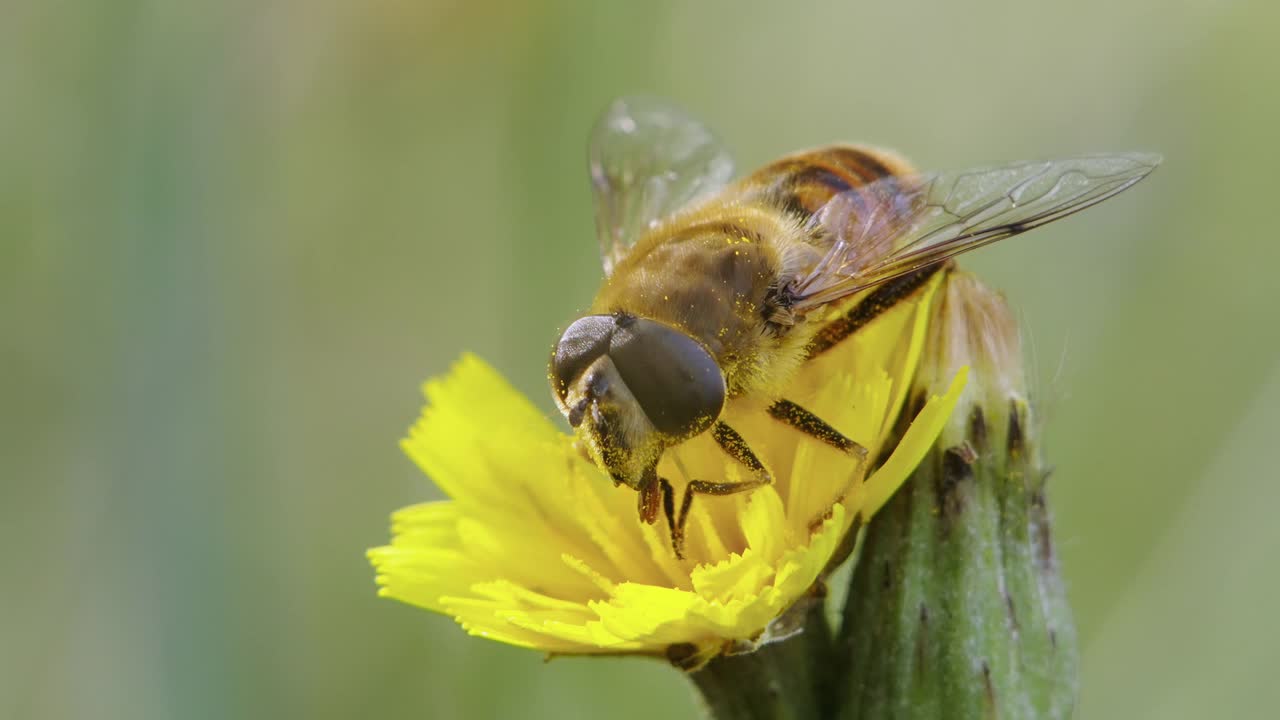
[550,315,616,399]
[608,318,725,439]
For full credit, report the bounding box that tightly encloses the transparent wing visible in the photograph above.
[589,96,735,275]
[790,153,1162,309]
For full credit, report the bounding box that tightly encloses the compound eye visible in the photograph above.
[550,315,616,399]
[608,318,726,439]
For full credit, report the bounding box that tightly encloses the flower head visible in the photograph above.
[368,274,966,668]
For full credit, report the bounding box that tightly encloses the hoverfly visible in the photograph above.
[550,96,1158,557]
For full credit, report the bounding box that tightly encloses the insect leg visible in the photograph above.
[670,422,773,556]
[658,476,685,558]
[707,421,772,488]
[767,399,869,462]
[768,399,876,536]
[805,264,944,359]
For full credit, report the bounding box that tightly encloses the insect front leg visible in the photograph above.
[668,422,772,559]
[658,476,678,540]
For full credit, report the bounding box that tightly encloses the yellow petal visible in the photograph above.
[856,366,969,518]
[370,273,962,663]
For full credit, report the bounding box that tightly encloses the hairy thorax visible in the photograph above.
[591,202,824,400]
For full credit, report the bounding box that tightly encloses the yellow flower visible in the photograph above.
[367,274,966,667]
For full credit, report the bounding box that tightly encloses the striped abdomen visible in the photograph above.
[741,145,915,219]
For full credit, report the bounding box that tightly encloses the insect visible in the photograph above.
[549,96,1159,557]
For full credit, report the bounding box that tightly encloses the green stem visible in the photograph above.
[689,604,832,720]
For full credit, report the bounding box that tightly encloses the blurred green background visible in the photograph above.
[3,1,1278,718]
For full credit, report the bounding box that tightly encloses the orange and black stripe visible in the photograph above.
[743,145,938,356]
[743,145,913,217]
